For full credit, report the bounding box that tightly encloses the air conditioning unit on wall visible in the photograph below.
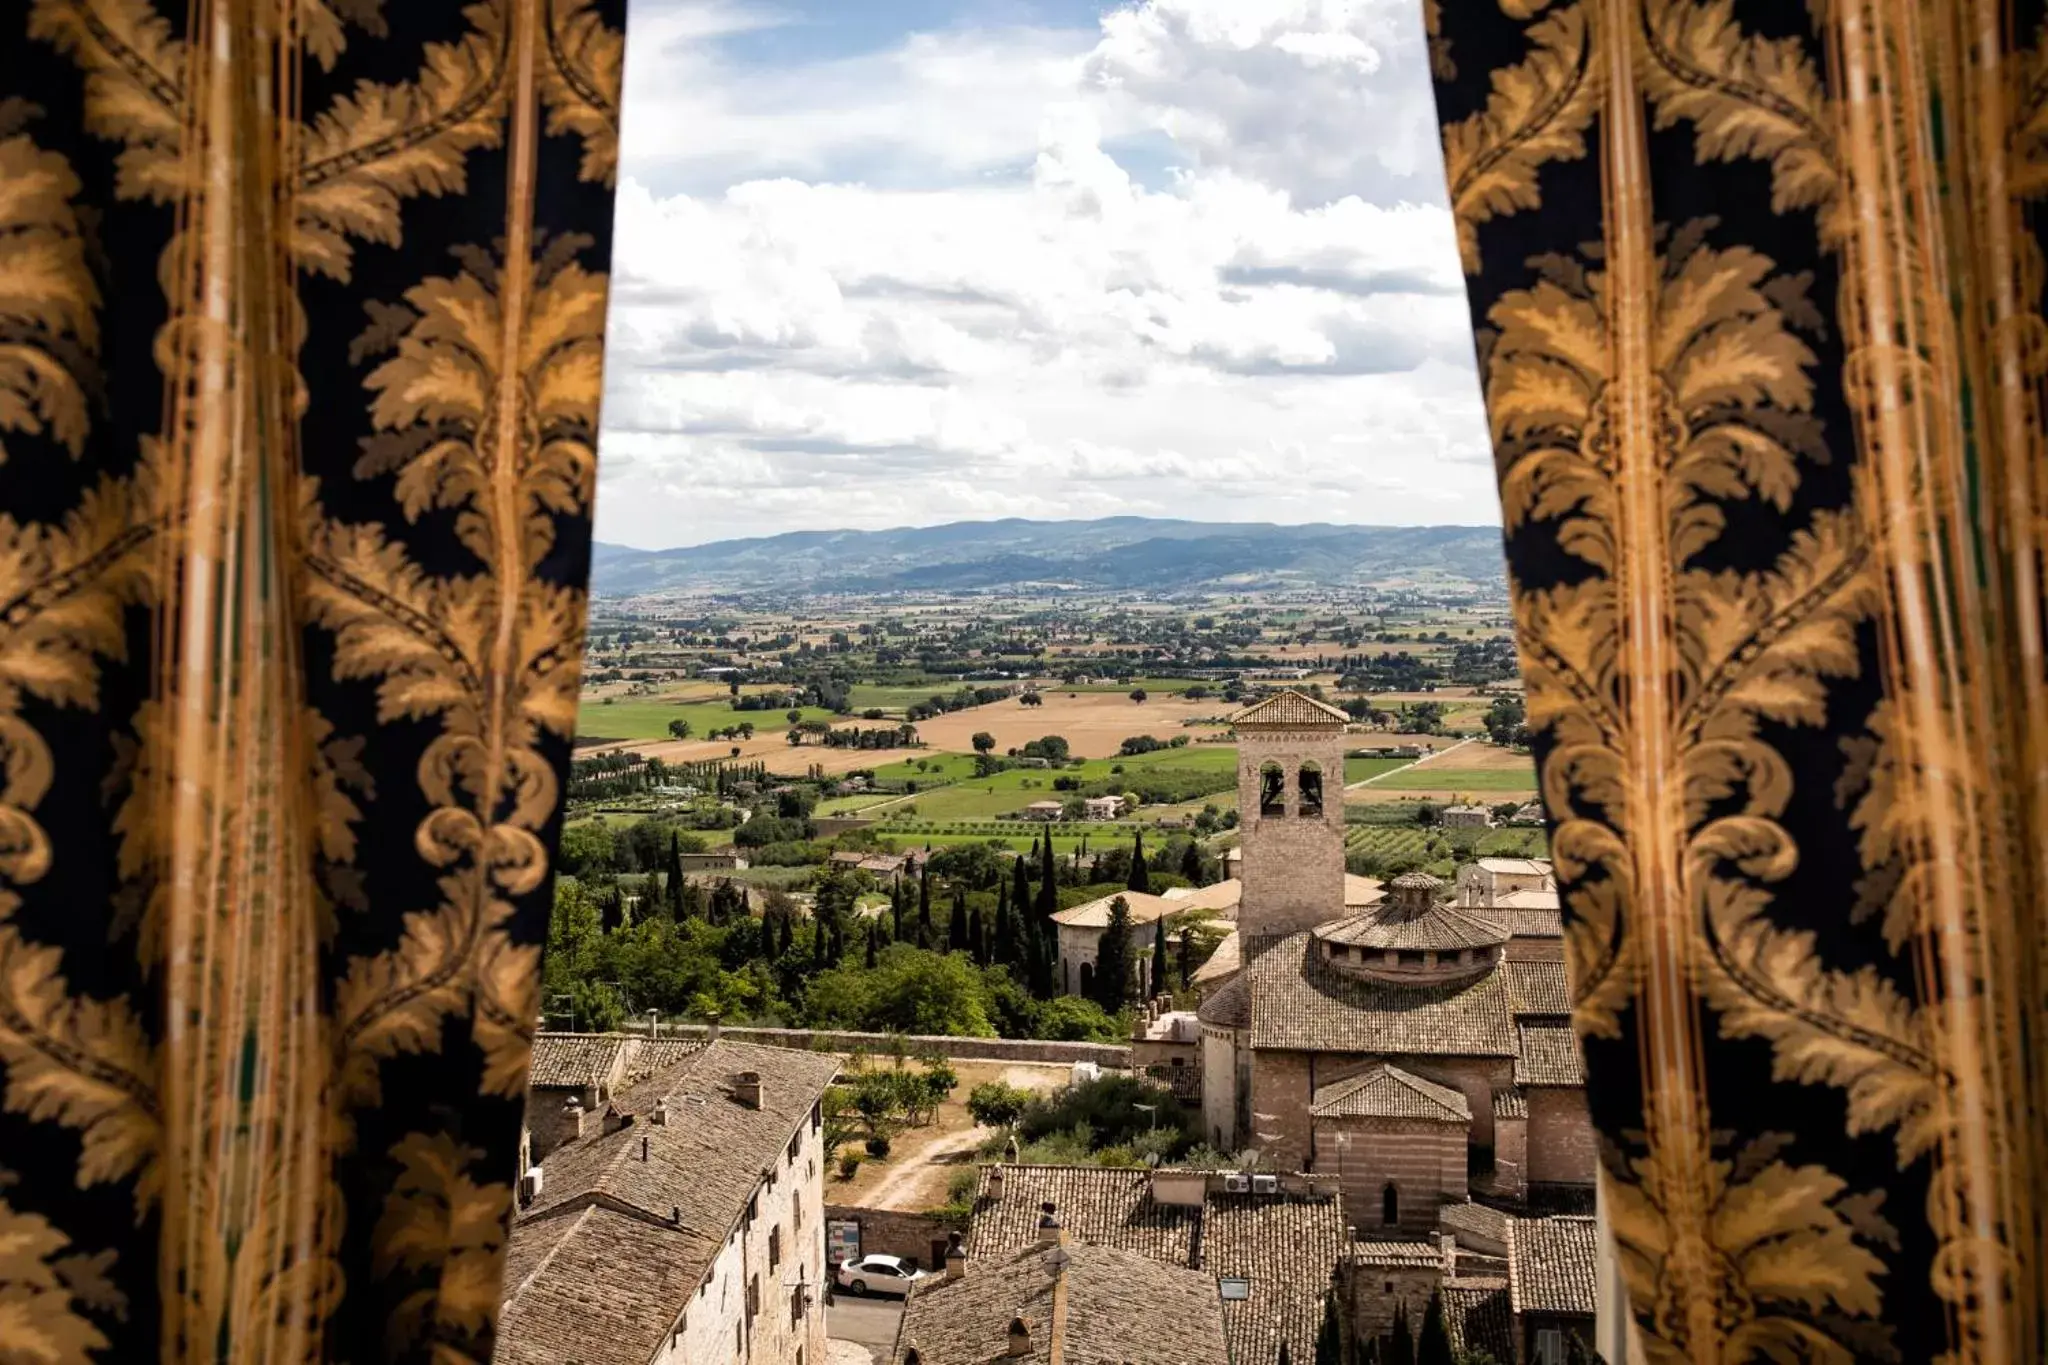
[1221,1173,1251,1194]
[520,1167,544,1202]
[1251,1174,1279,1195]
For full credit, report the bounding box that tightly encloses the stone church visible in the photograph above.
[1197,692,1595,1236]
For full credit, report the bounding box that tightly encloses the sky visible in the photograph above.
[595,0,1497,549]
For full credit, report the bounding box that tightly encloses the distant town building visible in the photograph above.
[1081,794,1124,821]
[1022,800,1064,821]
[1051,891,1186,1000]
[680,848,748,872]
[520,1032,706,1169]
[498,1040,840,1365]
[1455,857,1557,908]
[1508,801,1547,826]
[1442,804,1494,828]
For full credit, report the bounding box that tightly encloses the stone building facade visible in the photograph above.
[498,1040,839,1365]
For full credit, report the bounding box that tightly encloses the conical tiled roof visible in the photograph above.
[1228,690,1349,728]
[1314,903,1510,952]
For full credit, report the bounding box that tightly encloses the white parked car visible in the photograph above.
[835,1254,930,1298]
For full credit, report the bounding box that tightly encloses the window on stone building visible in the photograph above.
[770,1225,782,1271]
[1259,761,1286,815]
[1297,761,1323,816]
[1381,1182,1398,1226]
[788,1131,801,1164]
[793,1190,803,1230]
[747,1273,759,1321]
[1534,1328,1566,1365]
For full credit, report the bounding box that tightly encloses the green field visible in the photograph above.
[1343,757,1411,784]
[847,683,974,711]
[1343,825,1549,861]
[575,696,838,742]
[849,746,1238,822]
[870,826,1141,858]
[1369,764,1538,792]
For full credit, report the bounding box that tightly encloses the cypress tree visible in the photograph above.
[1012,847,1031,915]
[1095,896,1133,1011]
[1176,919,1193,991]
[948,884,968,953]
[1089,851,1103,882]
[810,918,828,972]
[1127,832,1150,894]
[891,877,906,941]
[1386,1302,1416,1365]
[865,922,879,969]
[1314,1293,1343,1365]
[917,878,935,949]
[666,833,686,916]
[1150,915,1169,1000]
[599,884,623,934]
[968,905,986,966]
[993,881,1013,964]
[1037,832,1057,919]
[1180,840,1203,886]
[1416,1291,1453,1365]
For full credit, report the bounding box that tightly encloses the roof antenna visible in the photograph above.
[641,1135,650,1162]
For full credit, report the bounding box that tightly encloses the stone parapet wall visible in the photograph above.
[641,1022,1132,1068]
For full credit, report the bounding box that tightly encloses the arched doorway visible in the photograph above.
[1079,962,1094,1000]
[1381,1182,1399,1227]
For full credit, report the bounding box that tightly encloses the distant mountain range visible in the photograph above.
[589,518,1507,596]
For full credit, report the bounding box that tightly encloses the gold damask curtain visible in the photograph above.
[0,2,622,1360]
[1429,1,2048,1360]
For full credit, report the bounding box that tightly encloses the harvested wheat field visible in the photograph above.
[588,732,899,778]
[913,692,1229,759]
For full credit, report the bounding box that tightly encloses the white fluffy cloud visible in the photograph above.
[595,0,1495,547]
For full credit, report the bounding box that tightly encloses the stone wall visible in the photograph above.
[1200,1024,1241,1152]
[1489,1112,1529,1204]
[1252,1051,1514,1166]
[523,1084,598,1167]
[1504,935,1565,963]
[1339,1257,1447,1355]
[1313,1117,1468,1237]
[644,1022,1131,1068]
[1235,727,1349,940]
[822,1205,962,1272]
[1527,1087,1597,1187]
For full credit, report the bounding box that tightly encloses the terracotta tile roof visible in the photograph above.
[1229,691,1350,728]
[1442,1278,1514,1361]
[1310,1064,1471,1123]
[1196,972,1251,1029]
[1052,890,1184,928]
[965,1167,1345,1365]
[1191,929,1241,987]
[497,1207,717,1365]
[1163,879,1244,913]
[1498,908,1564,938]
[1389,871,1444,892]
[1504,960,1572,1016]
[1507,1216,1599,1317]
[1495,887,1561,911]
[1145,1064,1203,1104]
[1344,874,1385,907]
[619,1037,707,1087]
[526,1032,627,1089]
[1438,1202,1510,1247]
[1474,858,1552,877]
[1514,1023,1588,1087]
[502,1041,840,1364]
[1246,933,1517,1056]
[894,1241,1230,1365]
[1492,1088,1528,1120]
[1313,902,1509,952]
[1343,1239,1446,1268]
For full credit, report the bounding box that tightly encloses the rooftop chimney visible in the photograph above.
[734,1071,763,1110]
[1035,1202,1063,1249]
[563,1095,587,1140]
[987,1166,1005,1199]
[944,1231,966,1281]
[641,1135,650,1162]
[1006,1318,1032,1357]
[652,1098,669,1126]
[706,1009,722,1043]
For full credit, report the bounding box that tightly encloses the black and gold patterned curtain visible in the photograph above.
[0,1,622,1359]
[1430,1,2048,1360]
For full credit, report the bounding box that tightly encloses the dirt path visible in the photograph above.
[1344,735,1479,790]
[864,1126,989,1211]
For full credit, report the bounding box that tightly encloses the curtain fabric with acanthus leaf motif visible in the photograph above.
[1428,1,2048,1360]
[0,1,623,1360]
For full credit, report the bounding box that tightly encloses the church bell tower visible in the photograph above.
[1229,690,1349,944]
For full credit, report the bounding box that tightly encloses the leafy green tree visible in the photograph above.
[667,718,692,740]
[558,820,616,878]
[1033,995,1123,1042]
[804,945,995,1036]
[966,1080,1032,1129]
[1095,896,1134,1011]
[1127,832,1151,894]
[1150,916,1168,1000]
[972,731,996,754]
[865,922,879,970]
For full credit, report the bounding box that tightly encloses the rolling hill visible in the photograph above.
[590,518,1506,596]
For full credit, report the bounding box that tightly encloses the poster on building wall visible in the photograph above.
[826,1220,860,1267]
